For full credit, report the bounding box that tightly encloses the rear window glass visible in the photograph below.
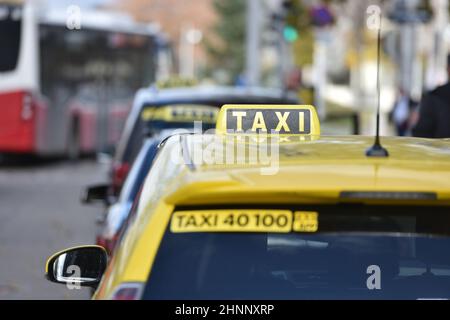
[122,104,217,164]
[143,205,450,300]
[0,5,22,72]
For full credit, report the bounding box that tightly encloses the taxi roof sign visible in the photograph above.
[216,104,320,136]
[142,105,218,124]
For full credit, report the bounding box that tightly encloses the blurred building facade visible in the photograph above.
[110,0,217,78]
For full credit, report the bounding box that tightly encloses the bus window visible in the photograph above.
[38,23,157,155]
[0,4,22,72]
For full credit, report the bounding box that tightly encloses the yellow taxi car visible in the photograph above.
[45,104,450,299]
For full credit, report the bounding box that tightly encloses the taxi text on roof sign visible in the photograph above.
[215,104,321,136]
[141,105,218,124]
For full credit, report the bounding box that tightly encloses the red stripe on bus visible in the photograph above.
[0,90,36,153]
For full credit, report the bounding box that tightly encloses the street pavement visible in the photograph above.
[0,158,108,299]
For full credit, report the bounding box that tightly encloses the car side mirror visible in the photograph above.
[45,245,108,288]
[81,184,110,205]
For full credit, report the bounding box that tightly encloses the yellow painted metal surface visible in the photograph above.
[94,135,450,299]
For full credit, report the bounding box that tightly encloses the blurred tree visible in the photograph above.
[203,0,246,84]
[283,0,341,104]
[283,0,314,67]
[285,0,346,67]
[419,0,433,17]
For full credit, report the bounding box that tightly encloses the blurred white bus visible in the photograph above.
[0,1,166,158]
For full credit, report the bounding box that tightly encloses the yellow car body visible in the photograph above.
[93,132,450,299]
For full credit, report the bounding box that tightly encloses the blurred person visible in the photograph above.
[390,88,418,136]
[412,55,450,138]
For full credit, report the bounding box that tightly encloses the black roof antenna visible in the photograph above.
[366,11,389,157]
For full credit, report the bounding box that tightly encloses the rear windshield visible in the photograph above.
[143,205,450,300]
[122,104,218,164]
[0,4,22,72]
